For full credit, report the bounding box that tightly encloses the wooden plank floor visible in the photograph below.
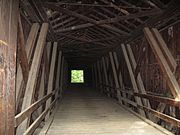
[46,87,167,135]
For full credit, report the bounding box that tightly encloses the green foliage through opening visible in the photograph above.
[71,70,84,83]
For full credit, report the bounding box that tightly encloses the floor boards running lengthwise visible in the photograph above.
[46,87,167,135]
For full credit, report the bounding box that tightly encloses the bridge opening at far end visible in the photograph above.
[71,70,84,83]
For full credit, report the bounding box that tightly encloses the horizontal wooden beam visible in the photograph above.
[23,99,57,135]
[45,3,161,34]
[134,93,180,107]
[58,33,121,44]
[101,83,180,127]
[127,1,180,43]
[138,105,180,127]
[15,92,54,127]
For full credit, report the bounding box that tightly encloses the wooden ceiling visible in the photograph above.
[20,0,180,64]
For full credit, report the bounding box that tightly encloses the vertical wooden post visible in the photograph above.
[112,52,128,105]
[95,61,101,90]
[97,60,103,92]
[45,42,58,119]
[112,52,125,91]
[91,65,95,88]
[37,62,45,115]
[126,44,153,119]
[0,0,19,134]
[121,44,146,117]
[55,51,62,99]
[109,52,122,104]
[59,57,65,97]
[102,57,110,96]
[93,63,98,90]
[37,43,52,115]
[104,57,114,95]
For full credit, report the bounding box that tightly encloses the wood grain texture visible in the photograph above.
[45,87,168,135]
[144,27,180,99]
[16,23,48,135]
[0,0,19,134]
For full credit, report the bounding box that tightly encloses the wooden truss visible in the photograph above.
[94,26,180,131]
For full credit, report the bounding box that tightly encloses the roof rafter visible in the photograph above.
[44,3,161,34]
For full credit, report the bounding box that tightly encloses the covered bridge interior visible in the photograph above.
[1,0,180,135]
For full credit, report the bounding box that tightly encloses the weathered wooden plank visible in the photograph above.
[37,63,45,116]
[47,3,161,33]
[126,44,151,108]
[55,51,62,99]
[134,93,180,107]
[109,52,122,103]
[23,100,56,135]
[45,87,168,135]
[112,52,130,105]
[145,28,179,125]
[44,42,52,88]
[102,57,110,96]
[106,57,115,96]
[15,92,53,127]
[134,45,146,79]
[16,23,49,135]
[45,3,140,35]
[17,16,29,82]
[45,42,58,120]
[0,0,19,134]
[112,52,124,90]
[104,57,113,95]
[16,23,40,111]
[93,63,98,90]
[121,44,146,117]
[25,23,40,62]
[96,61,103,91]
[21,0,41,22]
[151,28,177,72]
[91,65,95,88]
[38,104,58,135]
[138,105,180,127]
[36,43,52,116]
[144,27,180,100]
[59,57,65,97]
